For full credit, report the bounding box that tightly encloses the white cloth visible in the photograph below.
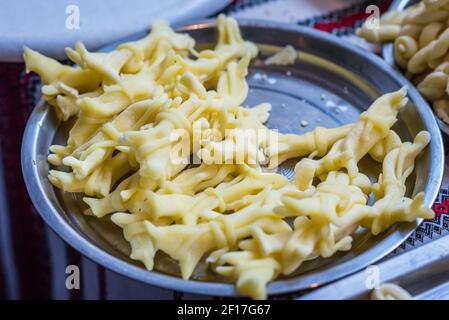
[0,0,230,62]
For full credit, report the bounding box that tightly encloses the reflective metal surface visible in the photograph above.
[22,20,444,297]
[299,235,449,300]
[382,0,449,135]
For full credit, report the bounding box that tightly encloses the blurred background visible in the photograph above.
[2,0,449,300]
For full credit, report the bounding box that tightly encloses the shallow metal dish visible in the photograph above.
[382,0,449,135]
[22,19,444,297]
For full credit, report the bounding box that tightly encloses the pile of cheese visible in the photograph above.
[24,15,433,299]
[357,0,449,124]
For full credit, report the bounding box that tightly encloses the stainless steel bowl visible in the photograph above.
[22,19,444,297]
[382,0,449,135]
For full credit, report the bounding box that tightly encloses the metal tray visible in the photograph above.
[382,0,449,135]
[22,19,444,297]
[299,235,449,299]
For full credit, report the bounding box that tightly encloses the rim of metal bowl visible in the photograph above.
[382,0,449,135]
[22,19,444,297]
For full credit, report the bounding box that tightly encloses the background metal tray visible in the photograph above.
[299,235,449,299]
[22,20,444,297]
